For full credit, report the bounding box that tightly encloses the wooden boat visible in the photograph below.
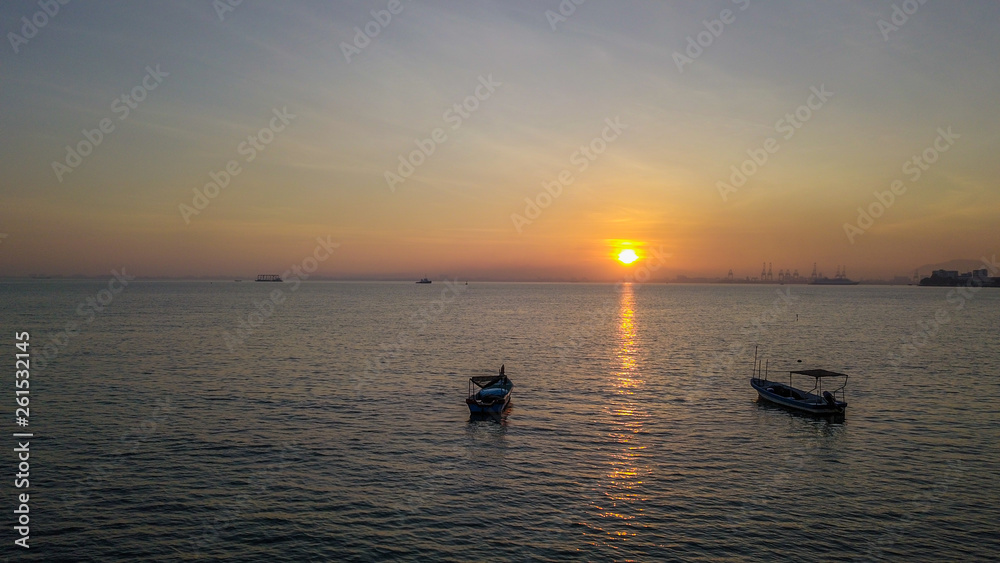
[749,349,848,416]
[466,365,513,414]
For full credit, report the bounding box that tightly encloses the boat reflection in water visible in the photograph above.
[588,283,650,549]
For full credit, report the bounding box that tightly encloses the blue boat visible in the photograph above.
[749,349,848,416]
[466,365,513,414]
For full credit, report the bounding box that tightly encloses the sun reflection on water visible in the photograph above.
[589,283,651,548]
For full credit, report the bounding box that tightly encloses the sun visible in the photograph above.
[617,249,638,264]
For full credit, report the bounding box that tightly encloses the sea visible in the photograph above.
[1,280,998,561]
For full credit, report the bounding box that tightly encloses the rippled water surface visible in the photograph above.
[3,281,998,561]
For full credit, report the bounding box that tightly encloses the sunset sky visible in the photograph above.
[2,1,998,281]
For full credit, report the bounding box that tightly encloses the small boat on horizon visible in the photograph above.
[749,348,848,416]
[416,277,432,284]
[256,274,283,282]
[466,364,513,415]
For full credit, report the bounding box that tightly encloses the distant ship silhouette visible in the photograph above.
[809,266,858,285]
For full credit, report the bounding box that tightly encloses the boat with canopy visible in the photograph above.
[749,349,848,416]
[466,364,513,414]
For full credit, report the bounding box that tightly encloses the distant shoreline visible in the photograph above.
[2,277,988,286]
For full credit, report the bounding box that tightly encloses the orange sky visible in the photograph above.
[2,2,999,281]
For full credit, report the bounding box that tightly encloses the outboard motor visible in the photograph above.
[823,391,837,408]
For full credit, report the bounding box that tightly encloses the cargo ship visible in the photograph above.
[809,266,858,285]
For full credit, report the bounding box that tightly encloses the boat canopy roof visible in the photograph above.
[790,369,848,378]
[470,375,505,388]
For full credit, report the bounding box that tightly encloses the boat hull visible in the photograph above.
[751,379,846,415]
[466,392,511,414]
